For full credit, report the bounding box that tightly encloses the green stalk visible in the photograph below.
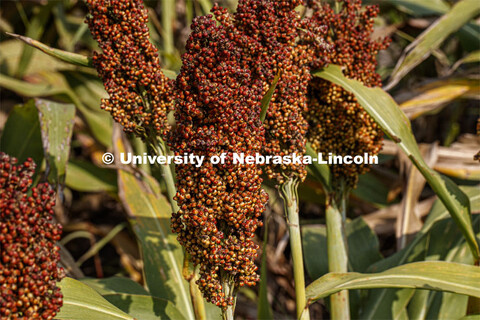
[151,137,179,213]
[279,177,310,320]
[326,182,350,320]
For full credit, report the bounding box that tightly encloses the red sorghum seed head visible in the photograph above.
[304,0,390,188]
[212,0,328,184]
[0,153,64,320]
[85,0,174,139]
[170,14,268,308]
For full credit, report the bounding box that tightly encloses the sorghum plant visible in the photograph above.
[170,14,268,315]
[85,0,174,139]
[305,0,390,188]
[3,0,478,319]
[304,0,390,317]
[0,153,64,319]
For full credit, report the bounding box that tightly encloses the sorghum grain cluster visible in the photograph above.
[170,16,268,308]
[305,0,390,187]
[0,153,64,319]
[213,0,323,184]
[85,0,173,138]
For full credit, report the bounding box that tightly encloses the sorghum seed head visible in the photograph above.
[0,153,64,320]
[170,14,268,308]
[85,0,174,139]
[304,0,390,187]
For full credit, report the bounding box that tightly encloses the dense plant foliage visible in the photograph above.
[0,0,478,319]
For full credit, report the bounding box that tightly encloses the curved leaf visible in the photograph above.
[0,100,43,166]
[386,0,480,89]
[104,293,186,320]
[81,277,149,296]
[312,65,479,260]
[56,277,135,320]
[6,32,92,67]
[306,261,480,304]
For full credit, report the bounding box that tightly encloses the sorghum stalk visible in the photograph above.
[326,182,350,319]
[279,177,309,320]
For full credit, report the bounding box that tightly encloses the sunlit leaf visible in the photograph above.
[81,277,149,296]
[56,277,135,320]
[35,99,75,187]
[104,294,186,320]
[400,84,470,119]
[363,186,480,319]
[260,71,281,123]
[306,261,480,304]
[115,135,195,320]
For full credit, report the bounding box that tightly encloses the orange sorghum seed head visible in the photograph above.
[212,0,328,184]
[170,15,268,308]
[85,0,174,139]
[304,0,390,187]
[0,153,64,320]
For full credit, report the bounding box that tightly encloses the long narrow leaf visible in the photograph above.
[115,134,195,320]
[7,32,92,67]
[386,0,480,89]
[306,261,480,304]
[56,278,135,320]
[312,65,479,260]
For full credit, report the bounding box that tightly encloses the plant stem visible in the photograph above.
[280,177,310,320]
[326,182,350,320]
[151,137,179,212]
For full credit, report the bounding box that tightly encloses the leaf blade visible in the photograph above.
[56,278,135,320]
[306,261,480,304]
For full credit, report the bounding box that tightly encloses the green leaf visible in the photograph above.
[35,99,75,187]
[258,219,273,320]
[65,159,117,192]
[81,277,149,296]
[305,143,332,192]
[0,40,74,76]
[116,136,194,320]
[352,173,390,207]
[104,294,187,320]
[0,72,113,147]
[260,71,281,123]
[312,64,479,260]
[0,100,43,166]
[387,0,480,89]
[361,186,480,319]
[451,50,480,72]
[15,3,53,77]
[306,261,480,304]
[56,277,135,320]
[303,217,382,280]
[7,32,93,67]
